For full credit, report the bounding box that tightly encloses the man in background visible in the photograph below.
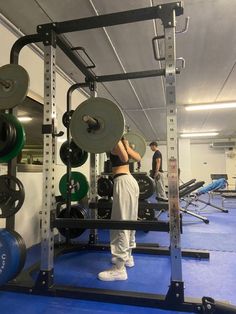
[149,141,167,201]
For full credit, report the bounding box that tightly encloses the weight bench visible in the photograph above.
[156,181,210,224]
[179,179,196,191]
[182,180,229,215]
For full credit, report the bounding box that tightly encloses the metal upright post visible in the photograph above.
[89,81,99,244]
[164,7,183,303]
[36,30,57,288]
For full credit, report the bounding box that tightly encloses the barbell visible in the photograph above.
[70,97,146,158]
[0,64,29,110]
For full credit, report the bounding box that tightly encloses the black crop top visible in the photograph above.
[110,152,129,167]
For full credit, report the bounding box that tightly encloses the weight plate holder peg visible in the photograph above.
[70,97,125,154]
[0,64,29,110]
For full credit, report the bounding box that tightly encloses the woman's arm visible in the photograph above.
[111,140,129,162]
[122,139,141,162]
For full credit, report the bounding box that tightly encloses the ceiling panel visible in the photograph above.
[174,0,236,105]
[0,0,236,142]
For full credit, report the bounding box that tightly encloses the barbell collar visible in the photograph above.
[82,115,100,131]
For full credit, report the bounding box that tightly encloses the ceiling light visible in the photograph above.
[185,102,236,111]
[180,132,219,138]
[17,116,32,122]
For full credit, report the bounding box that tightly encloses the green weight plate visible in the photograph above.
[70,97,125,153]
[0,114,25,163]
[124,131,146,162]
[59,172,89,201]
[0,64,29,110]
[0,113,17,157]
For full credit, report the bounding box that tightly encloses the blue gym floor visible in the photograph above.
[0,194,236,314]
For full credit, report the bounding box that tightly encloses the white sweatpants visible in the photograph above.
[155,172,167,199]
[110,174,139,264]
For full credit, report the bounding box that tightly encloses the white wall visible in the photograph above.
[225,148,236,188]
[190,144,226,184]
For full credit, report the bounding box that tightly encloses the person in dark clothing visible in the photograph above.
[149,141,167,201]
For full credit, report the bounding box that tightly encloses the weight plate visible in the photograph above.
[59,172,89,201]
[0,175,25,218]
[57,205,88,239]
[0,115,25,163]
[60,139,88,167]
[124,132,146,162]
[0,64,29,110]
[138,206,155,221]
[70,97,125,153]
[0,113,17,157]
[133,174,155,200]
[7,230,26,279]
[97,198,112,219]
[97,177,113,197]
[0,229,26,286]
[62,110,74,128]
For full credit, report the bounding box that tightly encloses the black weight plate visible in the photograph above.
[60,140,88,167]
[62,110,74,128]
[97,198,112,219]
[57,205,88,239]
[138,201,155,221]
[0,115,25,163]
[133,174,155,200]
[97,177,113,197]
[0,114,17,157]
[0,175,25,218]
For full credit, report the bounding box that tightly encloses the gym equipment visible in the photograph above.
[97,198,112,219]
[70,97,125,153]
[59,140,88,167]
[62,110,74,128]
[0,229,26,286]
[57,205,88,239]
[0,114,25,163]
[59,172,89,201]
[0,114,17,157]
[97,177,113,198]
[138,201,155,221]
[0,175,25,218]
[0,64,29,110]
[123,132,146,161]
[103,160,112,173]
[133,174,155,200]
[179,179,196,191]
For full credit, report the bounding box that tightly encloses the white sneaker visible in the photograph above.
[111,256,135,268]
[98,266,128,281]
